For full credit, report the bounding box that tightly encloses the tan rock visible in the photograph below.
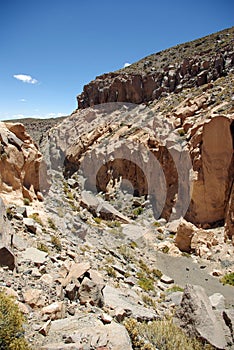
[175,219,197,252]
[61,261,90,287]
[41,302,65,321]
[23,288,45,308]
[0,122,44,204]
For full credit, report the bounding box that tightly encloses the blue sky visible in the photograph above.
[0,0,233,120]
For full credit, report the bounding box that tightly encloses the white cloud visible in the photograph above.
[19,98,26,102]
[13,74,38,84]
[124,62,131,68]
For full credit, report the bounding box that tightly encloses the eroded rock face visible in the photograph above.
[77,28,234,109]
[0,197,15,270]
[0,122,43,204]
[187,116,234,226]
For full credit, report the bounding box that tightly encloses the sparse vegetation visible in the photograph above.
[0,289,30,349]
[23,198,30,206]
[137,272,154,291]
[93,217,102,224]
[51,235,62,252]
[29,213,43,226]
[166,285,184,293]
[37,242,49,253]
[124,317,214,350]
[220,272,234,286]
[133,207,143,217]
[47,218,57,230]
[105,266,117,278]
[106,220,121,228]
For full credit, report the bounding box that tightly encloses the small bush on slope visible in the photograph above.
[124,317,214,350]
[0,289,30,349]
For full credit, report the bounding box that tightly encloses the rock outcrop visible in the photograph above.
[0,198,15,270]
[0,122,43,204]
[78,27,234,109]
[175,284,228,349]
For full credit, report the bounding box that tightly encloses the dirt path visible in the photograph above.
[154,251,234,307]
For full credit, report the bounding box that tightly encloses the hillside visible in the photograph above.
[0,27,234,350]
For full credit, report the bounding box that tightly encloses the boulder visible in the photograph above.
[41,302,66,321]
[78,277,104,307]
[175,284,227,349]
[174,218,196,252]
[21,247,48,265]
[23,288,46,308]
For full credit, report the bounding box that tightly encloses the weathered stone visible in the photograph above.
[41,302,65,321]
[209,293,226,310]
[78,277,104,307]
[39,320,51,336]
[175,219,196,252]
[65,283,78,301]
[23,218,39,234]
[21,247,48,265]
[103,285,157,321]
[175,284,227,349]
[0,198,15,270]
[23,288,45,308]
[0,122,43,204]
[160,274,174,284]
[61,261,90,287]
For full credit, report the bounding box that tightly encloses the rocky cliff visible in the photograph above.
[78,27,234,108]
[0,122,44,204]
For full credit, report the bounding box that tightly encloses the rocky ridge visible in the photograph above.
[78,27,234,109]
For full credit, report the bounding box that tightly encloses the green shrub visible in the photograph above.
[0,289,30,349]
[220,272,234,286]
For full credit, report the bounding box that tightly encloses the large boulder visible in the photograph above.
[175,284,227,349]
[0,198,15,270]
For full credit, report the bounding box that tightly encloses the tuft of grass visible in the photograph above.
[37,242,49,253]
[124,317,214,350]
[162,246,170,254]
[29,213,43,226]
[133,207,143,217]
[142,294,157,308]
[23,198,30,206]
[105,266,117,278]
[166,285,184,293]
[51,235,62,252]
[137,272,154,292]
[151,268,163,279]
[106,220,121,228]
[220,272,234,286]
[0,289,30,349]
[93,217,102,224]
[47,218,57,230]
